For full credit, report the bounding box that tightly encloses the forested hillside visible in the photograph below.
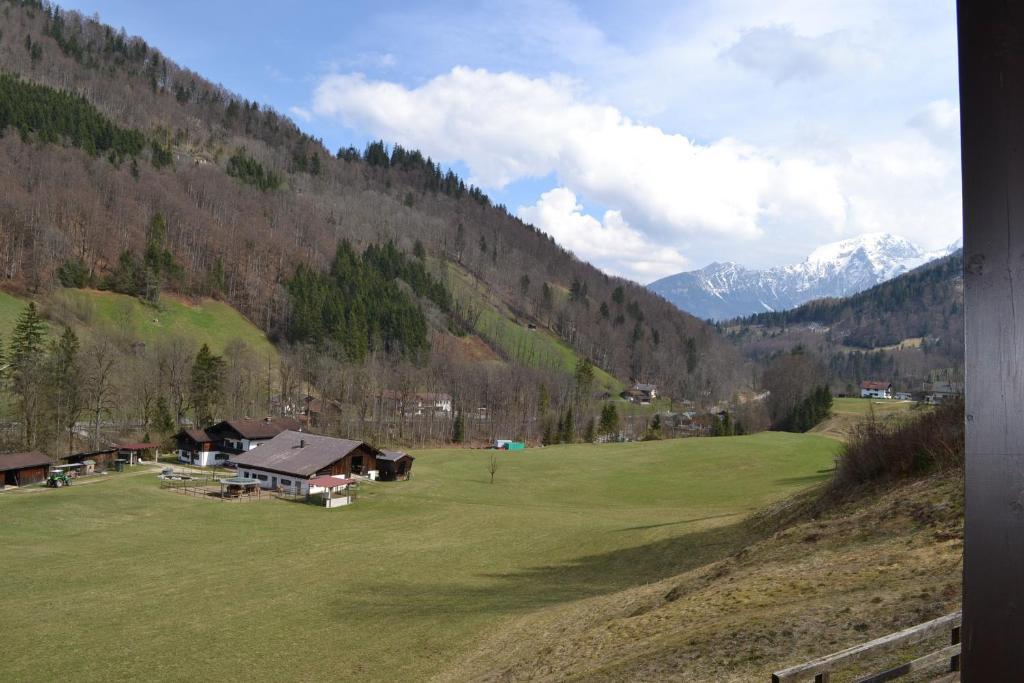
[724,252,964,394]
[0,0,746,452]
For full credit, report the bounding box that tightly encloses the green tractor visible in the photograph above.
[46,469,73,488]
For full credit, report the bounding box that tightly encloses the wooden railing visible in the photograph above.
[771,611,961,682]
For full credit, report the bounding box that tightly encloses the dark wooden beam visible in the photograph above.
[958,1,1024,679]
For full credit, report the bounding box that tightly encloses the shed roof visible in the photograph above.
[0,452,54,472]
[861,381,892,390]
[230,431,379,477]
[117,442,158,450]
[378,450,415,462]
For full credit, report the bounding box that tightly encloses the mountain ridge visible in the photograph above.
[649,233,961,320]
[0,0,748,432]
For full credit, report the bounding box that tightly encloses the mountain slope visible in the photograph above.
[0,1,746,409]
[649,233,958,320]
[726,251,964,392]
[442,471,962,682]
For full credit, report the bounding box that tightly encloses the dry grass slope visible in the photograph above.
[442,473,962,682]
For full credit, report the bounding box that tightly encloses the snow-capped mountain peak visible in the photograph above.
[648,233,960,320]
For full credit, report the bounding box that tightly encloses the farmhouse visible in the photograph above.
[0,452,54,487]
[860,380,893,399]
[176,429,217,466]
[378,390,453,417]
[376,450,415,481]
[622,383,658,404]
[230,431,382,493]
[175,416,303,467]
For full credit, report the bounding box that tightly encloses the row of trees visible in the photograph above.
[0,301,231,455]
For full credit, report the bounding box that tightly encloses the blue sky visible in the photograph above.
[59,1,961,283]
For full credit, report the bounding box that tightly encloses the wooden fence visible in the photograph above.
[771,611,960,682]
[159,475,262,502]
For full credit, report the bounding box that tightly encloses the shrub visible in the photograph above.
[56,258,93,288]
[831,397,964,491]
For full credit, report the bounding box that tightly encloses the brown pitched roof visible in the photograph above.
[117,442,158,450]
[180,429,212,443]
[0,452,54,472]
[861,381,892,390]
[230,431,379,477]
[210,417,303,440]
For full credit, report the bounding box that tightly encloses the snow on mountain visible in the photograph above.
[647,233,960,321]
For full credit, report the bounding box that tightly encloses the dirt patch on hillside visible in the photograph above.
[432,332,503,363]
[439,474,962,682]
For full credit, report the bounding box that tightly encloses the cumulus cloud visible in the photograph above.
[517,188,689,282]
[312,66,848,241]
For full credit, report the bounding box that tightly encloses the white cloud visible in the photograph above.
[312,67,849,242]
[288,106,313,122]
[720,24,875,84]
[517,187,689,282]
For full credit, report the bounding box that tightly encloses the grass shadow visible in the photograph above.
[774,472,833,486]
[346,516,764,620]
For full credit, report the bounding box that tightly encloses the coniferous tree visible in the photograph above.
[152,395,176,440]
[451,409,465,444]
[560,405,575,443]
[190,344,226,426]
[9,303,48,448]
[598,402,619,437]
[141,212,180,304]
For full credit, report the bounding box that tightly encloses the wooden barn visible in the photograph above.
[65,447,118,472]
[0,452,55,487]
[230,431,382,493]
[377,450,415,481]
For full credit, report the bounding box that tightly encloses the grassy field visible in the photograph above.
[812,397,919,441]
[0,288,277,360]
[0,290,25,337]
[831,397,917,416]
[0,433,838,682]
[444,263,623,393]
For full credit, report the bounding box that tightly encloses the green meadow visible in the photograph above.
[0,433,838,681]
[444,263,623,393]
[0,288,276,359]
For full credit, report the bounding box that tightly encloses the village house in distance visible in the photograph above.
[860,380,893,399]
[621,383,658,404]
